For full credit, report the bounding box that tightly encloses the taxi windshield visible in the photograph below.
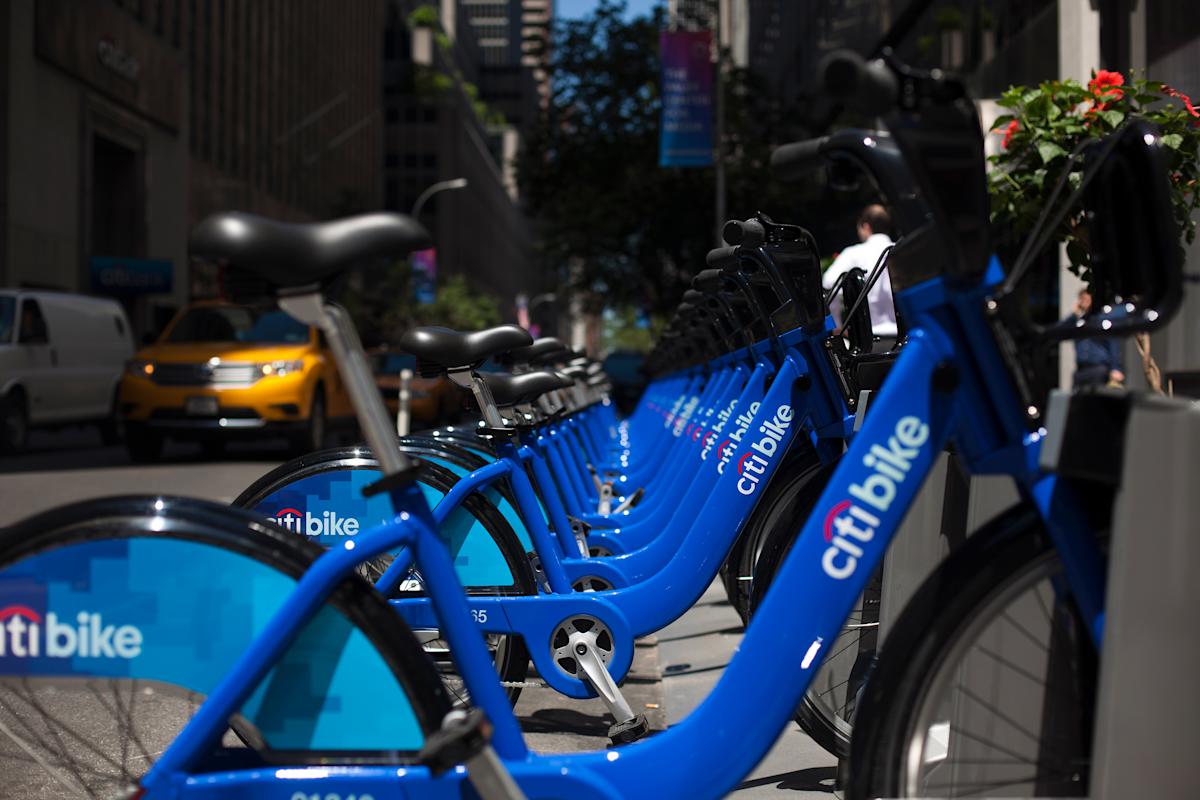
[166,306,309,344]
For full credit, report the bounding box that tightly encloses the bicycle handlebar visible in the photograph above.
[706,246,740,269]
[820,49,898,115]
[769,137,829,183]
[722,218,766,247]
[692,269,724,293]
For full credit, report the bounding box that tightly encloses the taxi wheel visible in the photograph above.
[290,386,325,456]
[98,388,123,446]
[126,428,165,463]
[201,437,225,459]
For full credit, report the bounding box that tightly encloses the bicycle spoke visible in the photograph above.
[949,682,1077,764]
[0,711,92,799]
[8,682,126,773]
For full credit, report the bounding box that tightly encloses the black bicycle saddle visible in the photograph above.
[480,370,573,406]
[400,325,533,372]
[189,211,430,288]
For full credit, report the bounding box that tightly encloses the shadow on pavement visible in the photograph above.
[735,765,838,793]
[518,707,614,738]
[656,623,745,644]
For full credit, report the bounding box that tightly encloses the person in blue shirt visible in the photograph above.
[1070,289,1125,387]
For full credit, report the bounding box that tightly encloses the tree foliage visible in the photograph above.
[517,0,814,316]
[338,266,501,347]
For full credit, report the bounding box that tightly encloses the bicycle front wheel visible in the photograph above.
[0,496,450,799]
[848,504,1096,799]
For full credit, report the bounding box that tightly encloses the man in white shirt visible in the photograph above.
[822,204,897,338]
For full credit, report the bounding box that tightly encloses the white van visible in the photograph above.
[0,290,134,453]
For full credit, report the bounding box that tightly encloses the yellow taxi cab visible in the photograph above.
[119,301,352,460]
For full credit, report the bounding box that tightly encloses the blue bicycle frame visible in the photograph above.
[368,321,860,699]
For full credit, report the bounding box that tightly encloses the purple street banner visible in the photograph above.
[659,30,714,167]
[412,248,437,304]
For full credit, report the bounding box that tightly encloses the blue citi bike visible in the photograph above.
[0,52,1182,799]
[229,196,905,749]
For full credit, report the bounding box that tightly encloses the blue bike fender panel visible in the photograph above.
[425,454,539,549]
[250,467,516,586]
[0,538,425,751]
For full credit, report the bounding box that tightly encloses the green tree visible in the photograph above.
[601,306,663,354]
[517,0,814,318]
[337,265,502,346]
[414,274,503,330]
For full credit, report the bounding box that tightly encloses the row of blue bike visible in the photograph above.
[0,51,1183,799]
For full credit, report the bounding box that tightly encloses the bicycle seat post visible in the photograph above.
[449,369,509,432]
[279,291,414,478]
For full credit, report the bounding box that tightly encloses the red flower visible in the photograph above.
[1000,119,1019,150]
[1088,70,1125,112]
[1165,85,1200,118]
[1089,70,1125,96]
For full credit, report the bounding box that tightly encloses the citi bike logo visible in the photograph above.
[0,606,143,659]
[735,405,794,496]
[821,416,929,580]
[270,507,360,536]
[715,402,761,474]
[672,396,700,438]
[700,399,738,460]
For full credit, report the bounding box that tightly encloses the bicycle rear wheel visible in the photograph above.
[848,504,1096,799]
[234,447,536,704]
[0,496,450,799]
[744,457,874,759]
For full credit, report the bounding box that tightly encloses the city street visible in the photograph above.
[0,428,291,526]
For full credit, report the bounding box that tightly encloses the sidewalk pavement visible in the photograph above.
[514,580,839,797]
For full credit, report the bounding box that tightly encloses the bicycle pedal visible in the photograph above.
[608,713,649,745]
[612,487,644,514]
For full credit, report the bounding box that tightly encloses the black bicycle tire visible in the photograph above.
[846,502,1096,799]
[0,494,453,772]
[745,458,849,757]
[721,449,827,622]
[233,447,536,703]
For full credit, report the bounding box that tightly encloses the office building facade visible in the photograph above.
[1,0,386,335]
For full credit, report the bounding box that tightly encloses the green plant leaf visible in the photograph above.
[991,114,1016,130]
[1162,133,1184,149]
[1027,93,1052,120]
[1037,141,1068,163]
[1099,109,1124,127]
[406,3,439,28]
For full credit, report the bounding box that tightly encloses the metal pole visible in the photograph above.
[412,177,469,219]
[713,5,726,247]
[396,368,413,436]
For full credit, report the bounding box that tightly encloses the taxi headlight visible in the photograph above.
[258,359,305,378]
[126,360,155,378]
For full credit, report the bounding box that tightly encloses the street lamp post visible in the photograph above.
[411,177,469,218]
